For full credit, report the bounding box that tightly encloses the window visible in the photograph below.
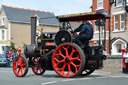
[97,0,103,9]
[120,14,125,30]
[1,17,5,25]
[114,15,118,31]
[2,30,5,40]
[116,0,123,6]
[116,44,122,53]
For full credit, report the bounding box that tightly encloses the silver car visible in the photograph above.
[0,54,7,67]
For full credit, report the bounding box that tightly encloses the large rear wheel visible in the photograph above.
[52,43,85,78]
[13,56,28,77]
[32,57,45,75]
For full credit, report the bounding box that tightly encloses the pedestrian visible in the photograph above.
[17,48,21,56]
[12,52,16,62]
[8,51,12,67]
[5,51,10,67]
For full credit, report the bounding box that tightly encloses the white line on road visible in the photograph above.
[96,77,106,79]
[62,79,76,82]
[109,76,128,78]
[41,81,57,85]
[78,78,93,80]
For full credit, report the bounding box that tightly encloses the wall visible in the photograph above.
[103,56,122,72]
[10,22,59,49]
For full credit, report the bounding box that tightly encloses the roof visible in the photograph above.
[2,5,59,26]
[57,11,110,22]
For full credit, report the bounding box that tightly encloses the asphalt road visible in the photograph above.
[0,68,128,85]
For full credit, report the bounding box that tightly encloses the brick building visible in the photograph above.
[92,0,128,55]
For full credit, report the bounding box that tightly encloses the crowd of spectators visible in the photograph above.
[5,48,21,67]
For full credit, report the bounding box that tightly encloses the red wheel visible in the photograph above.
[32,57,45,75]
[80,69,95,76]
[52,43,85,78]
[13,56,28,77]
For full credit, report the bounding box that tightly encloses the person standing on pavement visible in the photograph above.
[12,52,16,62]
[8,51,12,67]
[17,48,21,56]
[5,51,10,67]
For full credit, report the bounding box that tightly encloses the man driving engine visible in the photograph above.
[74,20,93,48]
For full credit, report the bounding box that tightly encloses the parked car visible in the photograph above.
[0,54,7,67]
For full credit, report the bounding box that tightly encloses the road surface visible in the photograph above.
[0,68,128,85]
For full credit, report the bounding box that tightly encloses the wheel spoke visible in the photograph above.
[18,58,21,64]
[56,68,62,71]
[21,58,24,64]
[39,68,42,73]
[62,63,67,70]
[54,58,59,62]
[22,64,26,67]
[65,48,69,57]
[17,68,20,74]
[58,59,65,63]
[62,46,69,57]
[21,67,25,71]
[16,62,20,65]
[54,63,59,68]
[20,68,23,75]
[69,47,75,58]
[62,63,67,74]
[71,56,81,62]
[70,62,76,67]
[66,64,71,75]
[70,62,78,72]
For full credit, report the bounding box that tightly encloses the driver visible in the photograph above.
[74,20,93,48]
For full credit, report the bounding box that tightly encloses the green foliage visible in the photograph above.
[9,42,17,52]
[23,43,27,48]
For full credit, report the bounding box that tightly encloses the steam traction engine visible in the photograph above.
[13,11,110,78]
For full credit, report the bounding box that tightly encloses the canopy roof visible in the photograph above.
[57,11,110,22]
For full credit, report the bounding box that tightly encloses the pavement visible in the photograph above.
[95,65,127,75]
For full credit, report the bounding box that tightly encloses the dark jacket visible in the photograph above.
[80,22,93,40]
[75,22,93,40]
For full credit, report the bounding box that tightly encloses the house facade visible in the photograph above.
[91,0,111,55]
[92,0,128,55]
[111,0,128,55]
[0,5,59,54]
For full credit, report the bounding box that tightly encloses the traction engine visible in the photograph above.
[13,11,110,78]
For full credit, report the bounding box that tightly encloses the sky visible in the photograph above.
[0,0,92,16]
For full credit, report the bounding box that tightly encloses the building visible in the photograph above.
[91,0,111,55]
[92,0,128,55]
[111,0,128,55]
[0,5,59,54]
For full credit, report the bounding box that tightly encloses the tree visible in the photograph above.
[9,42,17,52]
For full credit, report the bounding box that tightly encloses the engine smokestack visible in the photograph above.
[31,14,39,44]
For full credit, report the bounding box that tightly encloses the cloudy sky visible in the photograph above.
[0,0,92,15]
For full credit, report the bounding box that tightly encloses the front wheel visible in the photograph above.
[52,43,85,78]
[32,57,45,75]
[13,56,28,77]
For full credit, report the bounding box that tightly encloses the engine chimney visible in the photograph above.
[31,14,39,44]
